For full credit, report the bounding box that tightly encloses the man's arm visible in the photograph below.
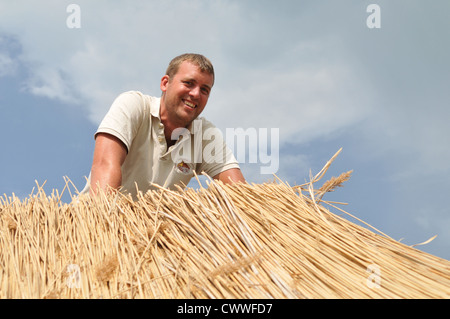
[213,168,246,184]
[89,133,128,195]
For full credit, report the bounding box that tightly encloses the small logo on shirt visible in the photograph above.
[175,161,193,175]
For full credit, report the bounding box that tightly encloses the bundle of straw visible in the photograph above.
[1,150,449,299]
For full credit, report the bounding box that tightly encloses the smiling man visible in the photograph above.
[81,53,245,198]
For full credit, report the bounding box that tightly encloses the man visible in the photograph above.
[81,53,245,198]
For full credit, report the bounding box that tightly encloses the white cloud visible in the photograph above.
[0,1,375,136]
[209,57,374,144]
[0,1,245,121]
[0,35,19,77]
[0,53,16,76]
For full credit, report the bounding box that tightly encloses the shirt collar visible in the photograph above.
[150,97,161,119]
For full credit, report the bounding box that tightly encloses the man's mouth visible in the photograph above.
[183,99,197,109]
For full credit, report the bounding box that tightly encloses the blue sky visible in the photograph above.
[1,0,449,261]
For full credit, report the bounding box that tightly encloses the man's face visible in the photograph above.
[160,61,214,128]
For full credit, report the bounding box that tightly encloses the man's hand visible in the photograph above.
[89,133,127,195]
[213,168,246,185]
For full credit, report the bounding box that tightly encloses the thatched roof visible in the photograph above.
[1,153,449,299]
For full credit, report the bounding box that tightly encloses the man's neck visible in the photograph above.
[162,123,178,148]
[159,103,187,148]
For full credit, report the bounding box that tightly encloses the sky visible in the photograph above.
[1,1,449,261]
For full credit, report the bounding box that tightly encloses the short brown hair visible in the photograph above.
[165,53,215,85]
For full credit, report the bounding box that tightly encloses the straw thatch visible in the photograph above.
[1,150,449,299]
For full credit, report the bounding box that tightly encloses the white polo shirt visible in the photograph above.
[81,91,240,198]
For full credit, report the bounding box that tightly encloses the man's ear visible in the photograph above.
[160,75,170,92]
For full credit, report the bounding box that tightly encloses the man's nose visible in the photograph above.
[189,86,200,99]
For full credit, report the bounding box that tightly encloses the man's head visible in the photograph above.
[165,53,215,86]
[160,53,215,129]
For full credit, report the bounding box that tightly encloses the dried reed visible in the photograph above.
[1,151,449,299]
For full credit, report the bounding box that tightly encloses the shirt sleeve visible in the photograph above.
[195,118,241,178]
[95,91,146,152]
